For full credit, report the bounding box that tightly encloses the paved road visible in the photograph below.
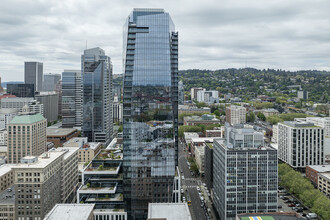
[178,140,207,220]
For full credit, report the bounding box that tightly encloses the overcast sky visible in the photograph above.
[1,0,330,82]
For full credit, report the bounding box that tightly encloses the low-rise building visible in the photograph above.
[318,173,330,198]
[47,128,80,147]
[205,129,223,138]
[184,114,220,126]
[79,142,102,163]
[147,203,192,220]
[0,185,15,220]
[178,105,211,115]
[184,132,199,146]
[44,204,95,220]
[306,165,330,186]
[190,137,214,156]
[195,145,205,174]
[261,108,279,117]
[0,164,15,193]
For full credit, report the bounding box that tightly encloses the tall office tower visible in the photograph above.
[35,92,59,122]
[13,147,79,219]
[213,124,278,220]
[0,76,3,93]
[123,8,178,219]
[42,73,61,91]
[24,62,43,92]
[178,80,184,105]
[278,121,324,168]
[55,80,62,117]
[62,70,83,128]
[7,107,47,163]
[82,47,113,145]
[6,84,35,97]
[225,105,246,125]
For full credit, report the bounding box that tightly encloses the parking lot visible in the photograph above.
[277,189,319,219]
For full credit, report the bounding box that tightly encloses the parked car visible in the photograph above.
[182,196,186,202]
[181,176,184,180]
[197,186,200,191]
[295,203,301,207]
[181,188,184,194]
[288,203,295,207]
[307,213,317,219]
[284,200,291,204]
[296,208,303,213]
[278,205,282,208]
[279,195,284,199]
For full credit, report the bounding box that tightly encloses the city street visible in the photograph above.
[178,140,208,220]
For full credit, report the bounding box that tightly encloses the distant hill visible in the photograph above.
[1,81,24,89]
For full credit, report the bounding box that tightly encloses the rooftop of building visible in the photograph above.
[191,137,214,143]
[12,151,66,169]
[9,113,45,124]
[184,114,220,121]
[44,204,95,220]
[94,149,123,160]
[227,105,246,109]
[184,132,199,138]
[178,105,210,110]
[262,108,279,112]
[63,137,88,147]
[319,172,330,181]
[148,203,192,220]
[215,139,276,151]
[49,147,79,160]
[282,121,320,128]
[0,164,16,177]
[0,185,15,205]
[81,142,102,150]
[47,128,78,137]
[237,212,303,220]
[307,165,330,173]
[206,142,213,149]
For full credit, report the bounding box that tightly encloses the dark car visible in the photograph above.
[288,203,295,207]
[278,205,282,208]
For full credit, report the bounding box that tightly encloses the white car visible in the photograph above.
[182,196,186,202]
[181,176,184,180]
[196,186,200,191]
[181,188,184,194]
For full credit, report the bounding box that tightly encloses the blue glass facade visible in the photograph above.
[82,48,113,145]
[123,9,178,219]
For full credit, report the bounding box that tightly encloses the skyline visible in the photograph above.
[1,0,330,81]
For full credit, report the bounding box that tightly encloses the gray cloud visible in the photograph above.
[0,0,330,81]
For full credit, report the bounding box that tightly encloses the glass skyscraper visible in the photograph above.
[123,8,178,219]
[62,70,82,128]
[82,47,113,145]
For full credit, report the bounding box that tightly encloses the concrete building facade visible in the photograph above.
[35,92,59,122]
[7,111,47,164]
[225,105,246,125]
[278,121,324,168]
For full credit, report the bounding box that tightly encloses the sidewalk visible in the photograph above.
[201,185,217,219]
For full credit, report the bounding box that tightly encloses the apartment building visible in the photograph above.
[318,173,330,198]
[278,121,324,168]
[225,105,246,125]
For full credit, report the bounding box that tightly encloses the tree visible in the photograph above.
[214,110,220,117]
[118,125,123,132]
[247,112,256,122]
[257,112,266,121]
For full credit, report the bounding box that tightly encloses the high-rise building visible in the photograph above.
[6,84,35,97]
[225,105,246,125]
[55,80,62,117]
[7,108,47,163]
[197,90,219,103]
[213,124,277,220]
[42,73,61,91]
[123,8,178,219]
[178,80,184,105]
[62,70,82,128]
[82,47,113,145]
[35,92,59,122]
[24,62,43,92]
[190,87,204,100]
[0,76,3,93]
[0,108,18,130]
[13,147,79,219]
[112,102,123,123]
[278,121,324,168]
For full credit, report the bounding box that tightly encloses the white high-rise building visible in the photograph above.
[278,121,324,168]
[197,90,219,103]
[295,117,330,137]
